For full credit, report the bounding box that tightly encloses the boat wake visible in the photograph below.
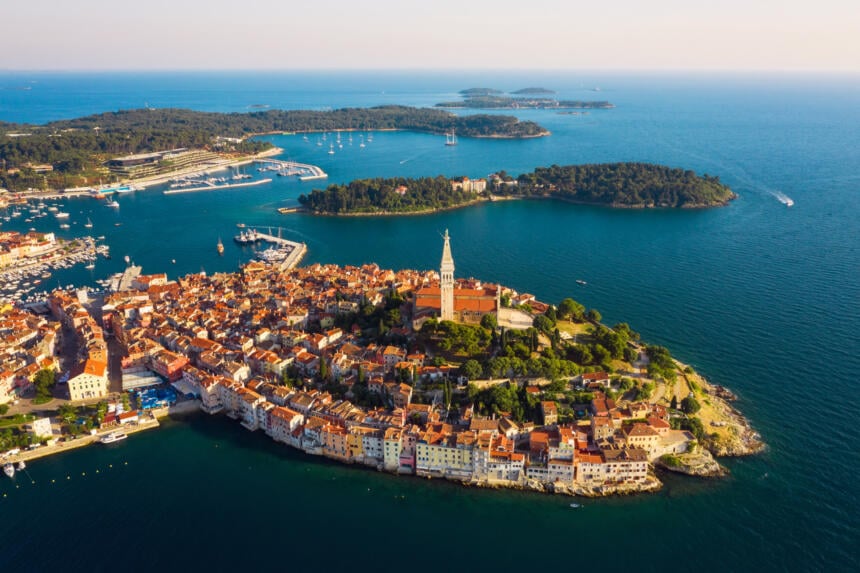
[770,190,794,207]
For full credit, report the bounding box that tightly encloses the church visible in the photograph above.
[413,230,500,325]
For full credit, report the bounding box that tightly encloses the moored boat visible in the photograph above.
[99,431,127,444]
[3,463,14,478]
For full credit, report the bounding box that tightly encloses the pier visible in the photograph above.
[244,227,307,270]
[162,178,272,195]
[256,159,328,181]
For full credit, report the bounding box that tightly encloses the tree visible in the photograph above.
[461,359,483,381]
[681,396,701,414]
[558,298,584,321]
[58,403,78,425]
[586,309,602,323]
[34,368,56,400]
[480,313,498,331]
[533,314,555,334]
[670,395,678,410]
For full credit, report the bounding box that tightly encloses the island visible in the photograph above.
[1,231,762,496]
[0,106,548,192]
[437,88,613,110]
[511,87,557,95]
[294,163,737,215]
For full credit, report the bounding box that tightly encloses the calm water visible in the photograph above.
[1,72,858,572]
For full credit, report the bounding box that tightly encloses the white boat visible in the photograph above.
[85,263,95,270]
[576,279,587,285]
[55,212,70,219]
[328,144,335,155]
[59,223,70,229]
[99,432,127,444]
[106,200,120,208]
[569,503,581,509]
[16,461,25,471]
[445,131,458,146]
[84,218,93,228]
[3,463,13,478]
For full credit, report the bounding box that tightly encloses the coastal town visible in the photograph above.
[1,231,762,494]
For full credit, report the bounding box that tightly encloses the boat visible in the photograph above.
[236,223,246,228]
[85,263,95,270]
[445,131,458,146]
[84,218,93,228]
[328,144,335,155]
[55,211,70,218]
[576,279,587,285]
[114,222,122,227]
[106,200,120,208]
[569,503,581,509]
[3,463,13,478]
[59,223,70,229]
[171,259,176,264]
[16,461,25,471]
[99,431,127,444]
[217,238,224,255]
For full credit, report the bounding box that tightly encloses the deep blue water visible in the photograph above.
[1,72,858,572]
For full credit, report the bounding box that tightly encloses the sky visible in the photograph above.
[1,0,858,71]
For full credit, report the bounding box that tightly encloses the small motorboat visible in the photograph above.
[576,279,587,286]
[3,463,14,478]
[99,432,127,444]
[569,503,582,509]
[16,460,25,471]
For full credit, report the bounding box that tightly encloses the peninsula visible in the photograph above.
[295,163,737,215]
[1,231,763,496]
[0,106,548,192]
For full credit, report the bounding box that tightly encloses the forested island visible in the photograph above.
[296,163,736,215]
[0,106,547,191]
[438,88,613,110]
[511,87,556,95]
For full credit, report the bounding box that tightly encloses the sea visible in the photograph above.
[0,71,858,572]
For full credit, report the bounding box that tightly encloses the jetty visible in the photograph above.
[162,178,272,195]
[239,226,307,270]
[256,159,328,181]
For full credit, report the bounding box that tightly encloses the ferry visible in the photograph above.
[99,431,127,444]
[3,463,13,478]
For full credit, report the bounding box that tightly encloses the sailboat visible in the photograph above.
[328,144,335,155]
[445,131,458,146]
[84,218,93,228]
[217,237,224,255]
[359,135,365,148]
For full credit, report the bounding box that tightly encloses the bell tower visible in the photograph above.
[440,229,455,321]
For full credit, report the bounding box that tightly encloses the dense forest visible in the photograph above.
[0,106,546,191]
[298,176,477,214]
[297,163,736,214]
[508,163,736,207]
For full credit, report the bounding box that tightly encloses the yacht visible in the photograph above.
[99,431,127,444]
[59,223,70,229]
[55,211,70,219]
[106,200,120,208]
[3,463,14,478]
[445,131,458,146]
[576,279,587,286]
[84,218,93,228]
[328,144,335,155]
[16,460,25,471]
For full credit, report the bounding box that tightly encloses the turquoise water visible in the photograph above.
[1,72,858,571]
